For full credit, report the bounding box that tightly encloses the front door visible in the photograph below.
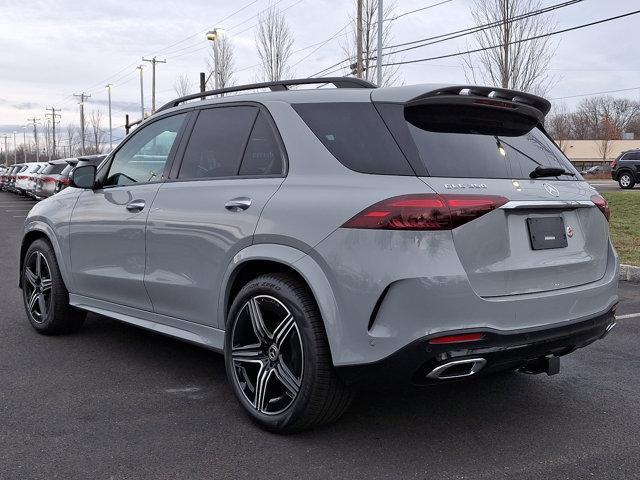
[145,105,287,327]
[68,113,188,311]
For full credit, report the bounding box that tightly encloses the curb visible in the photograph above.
[619,264,640,283]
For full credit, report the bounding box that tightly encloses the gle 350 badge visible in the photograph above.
[444,183,488,189]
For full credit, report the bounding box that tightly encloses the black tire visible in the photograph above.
[224,273,353,433]
[22,239,85,335]
[618,172,635,189]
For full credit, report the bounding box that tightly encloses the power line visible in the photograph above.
[384,0,582,53]
[387,0,455,21]
[311,0,582,77]
[381,9,640,67]
[553,86,640,100]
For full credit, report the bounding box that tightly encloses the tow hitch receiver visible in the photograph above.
[520,356,561,376]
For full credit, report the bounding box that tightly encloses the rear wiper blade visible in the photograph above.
[529,166,576,179]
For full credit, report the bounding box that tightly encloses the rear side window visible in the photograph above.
[622,152,640,161]
[293,102,413,175]
[378,103,577,180]
[179,106,257,179]
[239,112,285,176]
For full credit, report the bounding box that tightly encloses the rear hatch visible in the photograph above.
[375,86,610,297]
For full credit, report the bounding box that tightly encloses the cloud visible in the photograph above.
[12,102,40,110]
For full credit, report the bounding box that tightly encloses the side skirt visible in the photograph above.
[69,294,225,352]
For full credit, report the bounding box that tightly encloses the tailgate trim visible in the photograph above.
[501,200,594,210]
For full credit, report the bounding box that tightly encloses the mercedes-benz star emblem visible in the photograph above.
[544,183,560,197]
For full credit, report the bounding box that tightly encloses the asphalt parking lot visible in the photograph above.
[587,179,628,192]
[1,190,639,480]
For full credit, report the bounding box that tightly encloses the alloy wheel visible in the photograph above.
[620,175,631,187]
[230,295,304,415]
[23,251,52,324]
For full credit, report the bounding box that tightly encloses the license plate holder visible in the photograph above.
[526,217,567,250]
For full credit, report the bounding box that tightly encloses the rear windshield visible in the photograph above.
[378,103,578,180]
[44,163,67,175]
[292,102,413,175]
[61,164,74,176]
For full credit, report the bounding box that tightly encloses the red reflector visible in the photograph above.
[342,194,508,230]
[590,194,610,221]
[429,333,484,345]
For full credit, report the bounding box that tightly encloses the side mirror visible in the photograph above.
[70,165,97,189]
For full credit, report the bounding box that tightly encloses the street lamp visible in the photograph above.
[13,131,17,163]
[106,84,113,151]
[137,65,145,119]
[22,126,27,161]
[206,28,225,90]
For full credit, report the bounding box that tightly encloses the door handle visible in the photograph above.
[126,199,146,212]
[225,197,252,212]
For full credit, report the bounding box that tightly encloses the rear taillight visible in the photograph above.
[342,194,508,230]
[591,194,610,221]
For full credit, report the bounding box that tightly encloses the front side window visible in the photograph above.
[104,113,186,187]
[178,106,258,179]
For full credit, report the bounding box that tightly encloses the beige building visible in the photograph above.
[557,140,640,168]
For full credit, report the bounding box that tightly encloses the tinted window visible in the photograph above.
[105,113,186,187]
[622,152,640,161]
[293,102,413,175]
[239,112,285,176]
[179,106,257,179]
[378,103,577,180]
[61,164,74,177]
[49,163,68,174]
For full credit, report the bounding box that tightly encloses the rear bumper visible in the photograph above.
[336,306,617,386]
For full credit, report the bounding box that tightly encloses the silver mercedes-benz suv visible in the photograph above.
[19,78,618,432]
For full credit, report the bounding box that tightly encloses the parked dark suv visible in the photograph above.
[611,150,640,189]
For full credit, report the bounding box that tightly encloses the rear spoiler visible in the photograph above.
[406,85,551,124]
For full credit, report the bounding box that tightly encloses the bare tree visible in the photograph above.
[463,0,557,94]
[341,0,401,86]
[173,74,194,97]
[255,4,294,81]
[207,35,236,89]
[65,124,77,157]
[546,103,572,151]
[571,96,640,140]
[88,110,105,154]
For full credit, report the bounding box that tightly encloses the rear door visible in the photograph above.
[376,101,609,297]
[145,104,286,327]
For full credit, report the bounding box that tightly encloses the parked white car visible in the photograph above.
[15,162,47,196]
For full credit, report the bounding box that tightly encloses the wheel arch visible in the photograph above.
[220,244,341,364]
[20,223,71,291]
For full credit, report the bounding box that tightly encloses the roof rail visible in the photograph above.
[157,77,377,113]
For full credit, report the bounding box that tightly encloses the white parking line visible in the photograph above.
[6,209,32,212]
[12,215,25,218]
[616,312,640,320]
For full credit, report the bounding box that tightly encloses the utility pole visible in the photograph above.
[142,56,166,113]
[356,0,364,78]
[106,84,113,151]
[73,93,90,155]
[1,135,9,167]
[27,118,40,161]
[377,0,383,85]
[13,131,17,164]
[45,107,61,159]
[137,65,145,119]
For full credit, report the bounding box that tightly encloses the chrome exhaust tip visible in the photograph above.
[427,358,487,380]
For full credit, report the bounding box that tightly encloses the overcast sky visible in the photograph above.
[1,0,639,143]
